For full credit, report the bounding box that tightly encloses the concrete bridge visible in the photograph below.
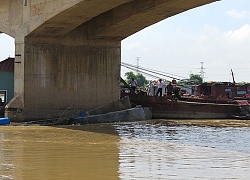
[0,0,218,121]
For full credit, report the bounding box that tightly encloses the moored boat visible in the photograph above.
[129,94,246,119]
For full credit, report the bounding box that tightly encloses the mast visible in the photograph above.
[231,68,236,84]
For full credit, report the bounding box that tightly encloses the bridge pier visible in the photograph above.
[5,33,121,122]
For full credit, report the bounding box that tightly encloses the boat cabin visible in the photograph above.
[196,82,250,100]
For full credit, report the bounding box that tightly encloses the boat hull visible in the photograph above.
[129,94,241,119]
[74,107,152,124]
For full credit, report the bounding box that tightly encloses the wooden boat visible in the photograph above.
[129,94,245,119]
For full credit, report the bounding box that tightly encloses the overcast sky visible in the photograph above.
[1,0,250,83]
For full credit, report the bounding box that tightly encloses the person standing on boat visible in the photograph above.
[129,78,137,92]
[147,80,154,96]
[173,86,181,99]
[153,80,158,96]
[156,79,164,96]
[166,82,173,99]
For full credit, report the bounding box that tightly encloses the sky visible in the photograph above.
[121,0,250,83]
[1,0,250,83]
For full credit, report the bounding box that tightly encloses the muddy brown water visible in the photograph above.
[1,119,250,179]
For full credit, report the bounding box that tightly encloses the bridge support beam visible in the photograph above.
[5,29,121,122]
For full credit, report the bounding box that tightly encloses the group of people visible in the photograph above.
[148,79,180,98]
[128,78,181,99]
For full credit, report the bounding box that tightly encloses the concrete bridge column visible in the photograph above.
[5,31,121,121]
[5,37,26,120]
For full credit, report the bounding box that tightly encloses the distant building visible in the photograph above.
[0,57,14,106]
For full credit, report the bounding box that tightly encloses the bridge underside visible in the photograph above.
[27,0,217,40]
[2,0,218,121]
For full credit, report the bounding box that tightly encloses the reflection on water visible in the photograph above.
[0,120,250,179]
[115,120,250,180]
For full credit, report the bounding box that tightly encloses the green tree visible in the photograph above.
[135,73,149,88]
[124,71,149,88]
[190,74,203,84]
[124,71,136,81]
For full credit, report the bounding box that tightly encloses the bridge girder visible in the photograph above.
[28,0,218,40]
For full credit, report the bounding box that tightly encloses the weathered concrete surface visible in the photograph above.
[0,0,218,121]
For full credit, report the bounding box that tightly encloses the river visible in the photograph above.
[0,119,250,180]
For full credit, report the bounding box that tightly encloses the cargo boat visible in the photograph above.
[129,94,245,119]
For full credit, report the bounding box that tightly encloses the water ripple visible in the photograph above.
[115,120,250,179]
